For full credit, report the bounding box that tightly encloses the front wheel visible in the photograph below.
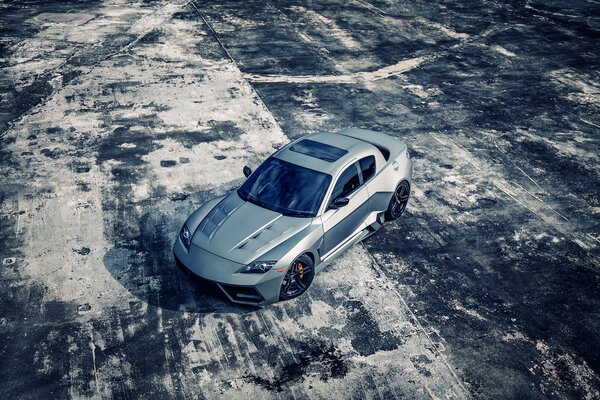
[385,180,410,221]
[279,254,314,301]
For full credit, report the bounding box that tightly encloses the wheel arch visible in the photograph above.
[303,250,316,265]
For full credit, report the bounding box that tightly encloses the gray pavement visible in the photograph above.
[0,1,599,399]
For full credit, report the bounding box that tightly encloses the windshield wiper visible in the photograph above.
[283,211,312,218]
[240,191,312,217]
[244,194,273,211]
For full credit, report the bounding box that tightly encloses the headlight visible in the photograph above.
[180,224,192,249]
[241,261,276,274]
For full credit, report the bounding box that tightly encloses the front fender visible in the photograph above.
[255,219,324,270]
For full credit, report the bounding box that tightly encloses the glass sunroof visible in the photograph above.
[289,139,348,162]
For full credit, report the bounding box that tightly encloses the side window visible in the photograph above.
[359,155,376,182]
[331,164,361,200]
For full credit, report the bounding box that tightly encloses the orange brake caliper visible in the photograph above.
[298,262,304,279]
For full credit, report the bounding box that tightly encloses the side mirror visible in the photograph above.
[243,165,252,178]
[328,197,349,210]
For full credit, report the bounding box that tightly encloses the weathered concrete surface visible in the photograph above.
[0,0,599,399]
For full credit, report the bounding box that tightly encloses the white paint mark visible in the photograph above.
[286,7,362,50]
[403,84,442,99]
[243,56,430,84]
[579,118,600,129]
[90,330,101,397]
[450,299,488,322]
[128,2,186,36]
[351,0,387,16]
[415,17,470,40]
[534,340,600,399]
[573,238,591,250]
[491,45,517,57]
[514,165,548,195]
[584,233,600,245]
[525,4,584,19]
[549,69,600,106]
[502,329,530,342]
[517,128,598,178]
[426,385,440,400]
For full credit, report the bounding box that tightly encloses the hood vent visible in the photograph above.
[196,196,240,240]
[230,217,298,256]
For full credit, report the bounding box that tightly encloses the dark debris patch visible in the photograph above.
[344,300,400,356]
[243,342,348,392]
[160,160,177,167]
[73,247,91,256]
[76,181,91,192]
[207,120,242,139]
[46,127,64,135]
[410,354,433,378]
[170,192,188,201]
[40,148,62,159]
[71,162,91,173]
[138,28,162,45]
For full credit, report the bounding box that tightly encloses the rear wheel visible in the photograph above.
[385,180,410,221]
[279,254,314,301]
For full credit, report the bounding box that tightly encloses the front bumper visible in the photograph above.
[173,237,283,306]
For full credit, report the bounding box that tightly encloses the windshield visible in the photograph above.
[237,157,331,217]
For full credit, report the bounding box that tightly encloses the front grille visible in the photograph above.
[174,255,226,299]
[174,254,263,304]
[220,284,264,304]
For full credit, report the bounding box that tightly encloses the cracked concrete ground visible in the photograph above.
[0,0,599,399]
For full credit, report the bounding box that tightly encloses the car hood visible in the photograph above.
[191,192,312,265]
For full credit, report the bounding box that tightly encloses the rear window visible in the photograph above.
[289,139,348,162]
[375,145,390,161]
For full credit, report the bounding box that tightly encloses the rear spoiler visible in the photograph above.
[338,128,406,161]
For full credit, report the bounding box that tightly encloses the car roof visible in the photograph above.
[273,132,377,175]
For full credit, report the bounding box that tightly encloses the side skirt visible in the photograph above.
[315,216,384,273]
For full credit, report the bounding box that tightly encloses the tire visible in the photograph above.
[279,254,315,301]
[385,180,410,221]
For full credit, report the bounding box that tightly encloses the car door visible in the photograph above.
[321,161,369,255]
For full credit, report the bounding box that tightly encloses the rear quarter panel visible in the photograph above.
[366,142,413,213]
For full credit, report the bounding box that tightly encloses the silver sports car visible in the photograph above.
[173,128,413,306]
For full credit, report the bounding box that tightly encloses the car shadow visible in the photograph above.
[103,246,258,315]
[103,248,259,314]
[101,195,259,315]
